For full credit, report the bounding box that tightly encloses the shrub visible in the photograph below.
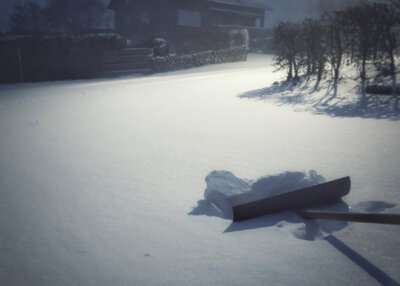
[153,46,247,72]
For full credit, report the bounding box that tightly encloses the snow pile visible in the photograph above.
[204,170,325,218]
[204,170,251,217]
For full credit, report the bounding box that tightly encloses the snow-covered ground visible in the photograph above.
[0,54,399,286]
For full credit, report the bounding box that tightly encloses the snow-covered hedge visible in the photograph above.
[153,45,247,73]
[0,33,124,83]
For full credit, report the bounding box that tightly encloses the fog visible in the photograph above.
[264,0,391,27]
[0,0,391,33]
[0,0,108,33]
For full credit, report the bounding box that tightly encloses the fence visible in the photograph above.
[0,33,249,84]
[102,48,153,77]
[0,34,123,84]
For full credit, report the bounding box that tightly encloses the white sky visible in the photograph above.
[0,0,392,33]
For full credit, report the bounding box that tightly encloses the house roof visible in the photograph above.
[108,0,271,10]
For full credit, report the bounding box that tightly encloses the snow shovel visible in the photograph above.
[229,177,400,225]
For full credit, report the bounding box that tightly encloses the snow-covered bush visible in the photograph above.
[153,46,247,73]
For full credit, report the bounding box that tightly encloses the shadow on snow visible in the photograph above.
[325,235,400,286]
[189,168,399,285]
[189,197,399,285]
[239,79,400,120]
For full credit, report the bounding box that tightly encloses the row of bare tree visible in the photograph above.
[9,0,111,35]
[272,1,400,91]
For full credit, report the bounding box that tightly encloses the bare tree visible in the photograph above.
[9,0,110,35]
[271,1,400,102]
[340,3,379,95]
[301,19,326,81]
[322,11,351,83]
[9,1,46,34]
[390,0,400,17]
[373,3,399,93]
[272,22,303,80]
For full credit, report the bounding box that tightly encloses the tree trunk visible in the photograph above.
[389,51,396,95]
[287,59,293,80]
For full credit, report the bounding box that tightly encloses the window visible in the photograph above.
[140,12,150,25]
[177,9,201,27]
[255,18,261,28]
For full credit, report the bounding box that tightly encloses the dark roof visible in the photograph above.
[108,0,271,10]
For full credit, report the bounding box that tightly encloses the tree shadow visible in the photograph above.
[239,79,400,120]
[190,182,399,284]
[240,79,311,103]
[325,235,400,286]
[314,94,400,120]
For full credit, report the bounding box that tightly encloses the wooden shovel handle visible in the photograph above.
[297,210,400,225]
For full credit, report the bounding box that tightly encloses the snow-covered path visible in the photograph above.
[0,55,399,286]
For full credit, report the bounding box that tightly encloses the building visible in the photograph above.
[107,0,271,45]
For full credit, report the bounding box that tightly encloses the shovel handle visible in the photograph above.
[297,210,400,225]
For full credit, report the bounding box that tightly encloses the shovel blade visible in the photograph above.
[231,176,351,222]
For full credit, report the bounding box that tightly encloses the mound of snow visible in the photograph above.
[251,170,325,197]
[204,170,251,217]
[204,170,326,218]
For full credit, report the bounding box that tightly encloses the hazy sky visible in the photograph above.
[0,0,108,33]
[0,0,391,33]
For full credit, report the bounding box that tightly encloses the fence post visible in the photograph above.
[16,39,24,83]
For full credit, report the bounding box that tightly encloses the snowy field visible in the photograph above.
[0,54,399,286]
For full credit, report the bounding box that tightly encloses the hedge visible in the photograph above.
[153,45,247,73]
